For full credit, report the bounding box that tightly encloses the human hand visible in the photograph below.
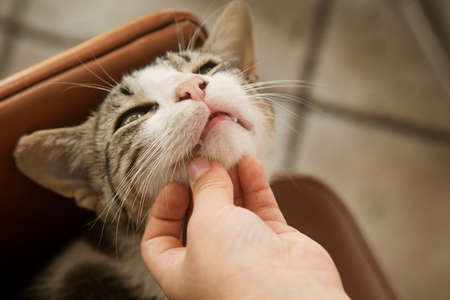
[141,156,349,300]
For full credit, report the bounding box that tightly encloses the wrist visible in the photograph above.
[236,285,349,300]
[218,269,349,300]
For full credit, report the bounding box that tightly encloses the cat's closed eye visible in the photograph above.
[120,86,133,96]
[115,103,159,131]
[195,60,217,75]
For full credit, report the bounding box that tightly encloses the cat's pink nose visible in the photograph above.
[176,76,208,102]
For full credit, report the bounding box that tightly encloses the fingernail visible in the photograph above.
[188,158,211,183]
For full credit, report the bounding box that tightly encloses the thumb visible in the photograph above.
[188,158,234,209]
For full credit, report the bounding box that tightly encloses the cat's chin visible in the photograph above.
[195,121,257,169]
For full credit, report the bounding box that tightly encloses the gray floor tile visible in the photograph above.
[296,113,450,300]
[313,0,450,132]
[18,0,314,80]
[251,0,321,173]
[0,32,5,53]
[1,35,70,78]
[21,0,218,40]
[0,0,15,19]
[5,0,314,80]
[0,31,11,73]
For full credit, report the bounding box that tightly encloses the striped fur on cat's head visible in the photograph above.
[14,1,274,229]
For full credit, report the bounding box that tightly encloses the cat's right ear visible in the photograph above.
[14,126,99,211]
[202,0,257,81]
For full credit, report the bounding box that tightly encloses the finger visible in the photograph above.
[228,165,244,207]
[142,182,190,250]
[141,183,189,286]
[238,155,287,224]
[188,158,234,209]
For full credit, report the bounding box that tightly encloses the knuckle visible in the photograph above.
[194,168,231,193]
[198,179,229,192]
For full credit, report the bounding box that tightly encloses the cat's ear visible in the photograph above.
[14,126,99,211]
[203,1,257,81]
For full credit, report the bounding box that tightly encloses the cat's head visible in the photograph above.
[14,1,274,228]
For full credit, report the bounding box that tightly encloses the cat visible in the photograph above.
[13,1,275,299]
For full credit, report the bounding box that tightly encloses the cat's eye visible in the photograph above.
[121,112,144,127]
[114,103,159,131]
[195,60,218,74]
[120,86,133,96]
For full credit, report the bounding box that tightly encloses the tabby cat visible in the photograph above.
[14,1,275,299]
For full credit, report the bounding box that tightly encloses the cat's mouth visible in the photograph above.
[200,111,249,140]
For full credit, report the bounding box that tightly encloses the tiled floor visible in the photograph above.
[1,1,449,299]
[297,113,450,300]
[314,0,450,132]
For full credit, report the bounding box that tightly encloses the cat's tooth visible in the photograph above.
[232,117,238,123]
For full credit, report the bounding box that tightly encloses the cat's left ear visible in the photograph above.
[14,126,100,211]
[202,1,257,81]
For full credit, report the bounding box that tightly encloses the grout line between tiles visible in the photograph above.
[314,100,450,145]
[395,0,450,98]
[283,0,336,169]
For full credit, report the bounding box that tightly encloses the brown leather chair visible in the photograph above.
[0,11,397,300]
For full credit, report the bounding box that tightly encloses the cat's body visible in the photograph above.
[14,2,275,299]
[25,224,164,300]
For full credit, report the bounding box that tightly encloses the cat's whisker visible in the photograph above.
[244,86,314,95]
[244,85,315,92]
[63,85,111,93]
[187,2,227,51]
[253,93,314,107]
[126,133,167,192]
[92,58,120,86]
[114,206,124,257]
[97,143,157,231]
[131,140,168,228]
[137,137,176,226]
[112,149,160,228]
[270,102,306,135]
[240,58,266,76]
[243,79,337,96]
[119,140,161,203]
[173,15,187,52]
[114,132,170,230]
[254,92,307,102]
[255,95,318,116]
[244,79,319,86]
[136,126,192,229]
[244,83,318,92]
[74,54,116,89]
[271,101,304,119]
[50,81,113,93]
[99,138,163,224]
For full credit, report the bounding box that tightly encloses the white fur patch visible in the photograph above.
[124,64,272,203]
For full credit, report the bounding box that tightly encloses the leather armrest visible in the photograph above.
[272,175,398,300]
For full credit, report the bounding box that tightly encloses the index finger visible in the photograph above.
[238,155,286,224]
[142,183,189,253]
